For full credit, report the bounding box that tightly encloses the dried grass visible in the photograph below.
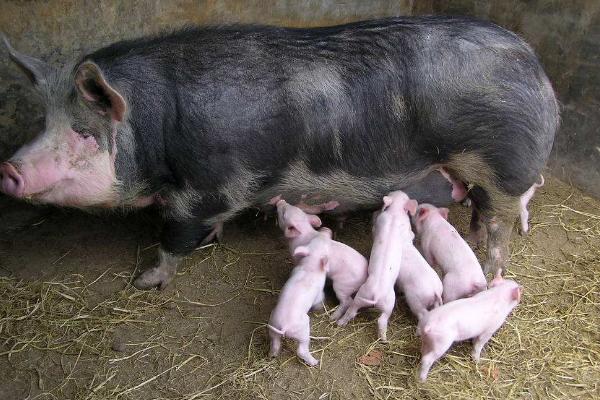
[0,176,599,399]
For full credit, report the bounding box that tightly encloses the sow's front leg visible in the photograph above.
[133,217,213,290]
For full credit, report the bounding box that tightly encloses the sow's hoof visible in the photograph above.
[133,267,174,290]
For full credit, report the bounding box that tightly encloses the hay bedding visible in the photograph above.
[0,175,598,399]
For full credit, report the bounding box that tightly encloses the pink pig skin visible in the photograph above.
[268,237,329,366]
[337,191,417,341]
[417,277,522,381]
[275,198,367,319]
[275,199,322,259]
[519,175,544,234]
[320,228,369,321]
[413,203,487,302]
[396,242,443,320]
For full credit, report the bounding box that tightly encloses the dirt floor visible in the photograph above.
[0,174,598,399]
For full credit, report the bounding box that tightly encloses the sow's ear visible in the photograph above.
[75,61,127,122]
[3,34,53,86]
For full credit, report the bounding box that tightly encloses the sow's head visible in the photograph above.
[0,35,126,208]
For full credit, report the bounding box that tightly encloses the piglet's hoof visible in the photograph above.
[133,267,174,290]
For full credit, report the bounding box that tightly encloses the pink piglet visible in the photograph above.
[417,273,522,381]
[268,233,329,366]
[413,203,487,302]
[337,191,417,341]
[396,241,443,320]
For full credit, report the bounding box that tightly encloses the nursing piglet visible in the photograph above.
[337,191,417,341]
[396,242,443,320]
[316,227,369,321]
[274,198,322,260]
[417,275,522,381]
[267,234,329,366]
[413,204,487,302]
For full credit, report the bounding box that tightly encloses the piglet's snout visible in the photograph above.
[0,162,25,198]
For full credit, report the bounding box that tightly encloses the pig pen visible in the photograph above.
[0,174,598,399]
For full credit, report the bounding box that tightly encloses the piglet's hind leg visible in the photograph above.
[471,330,495,363]
[268,330,282,358]
[377,290,396,342]
[330,294,352,321]
[419,334,454,381]
[295,315,318,366]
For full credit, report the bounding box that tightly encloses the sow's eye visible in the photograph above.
[71,123,94,138]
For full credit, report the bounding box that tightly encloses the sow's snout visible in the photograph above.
[0,161,25,198]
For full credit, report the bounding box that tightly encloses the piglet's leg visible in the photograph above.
[330,294,353,321]
[311,291,325,311]
[377,290,396,342]
[296,315,318,366]
[268,330,282,358]
[471,330,494,363]
[419,334,453,382]
[336,299,363,326]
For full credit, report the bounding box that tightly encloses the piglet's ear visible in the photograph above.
[293,246,310,258]
[511,286,522,302]
[382,196,392,209]
[438,208,450,220]
[320,256,329,272]
[319,227,333,238]
[308,215,322,228]
[405,199,418,216]
[285,225,300,238]
[75,61,127,122]
[417,207,428,221]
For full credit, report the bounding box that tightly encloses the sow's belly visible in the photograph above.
[255,163,454,213]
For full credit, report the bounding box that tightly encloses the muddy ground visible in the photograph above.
[0,175,598,399]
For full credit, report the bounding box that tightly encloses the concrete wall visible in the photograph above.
[1,1,598,197]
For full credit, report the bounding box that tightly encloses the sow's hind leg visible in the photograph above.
[445,155,521,277]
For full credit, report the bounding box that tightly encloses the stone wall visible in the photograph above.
[1,1,598,197]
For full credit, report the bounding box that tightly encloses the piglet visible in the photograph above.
[274,198,322,259]
[337,191,417,341]
[315,227,369,321]
[267,233,329,366]
[396,242,443,320]
[417,274,522,381]
[413,203,487,302]
[519,175,544,234]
